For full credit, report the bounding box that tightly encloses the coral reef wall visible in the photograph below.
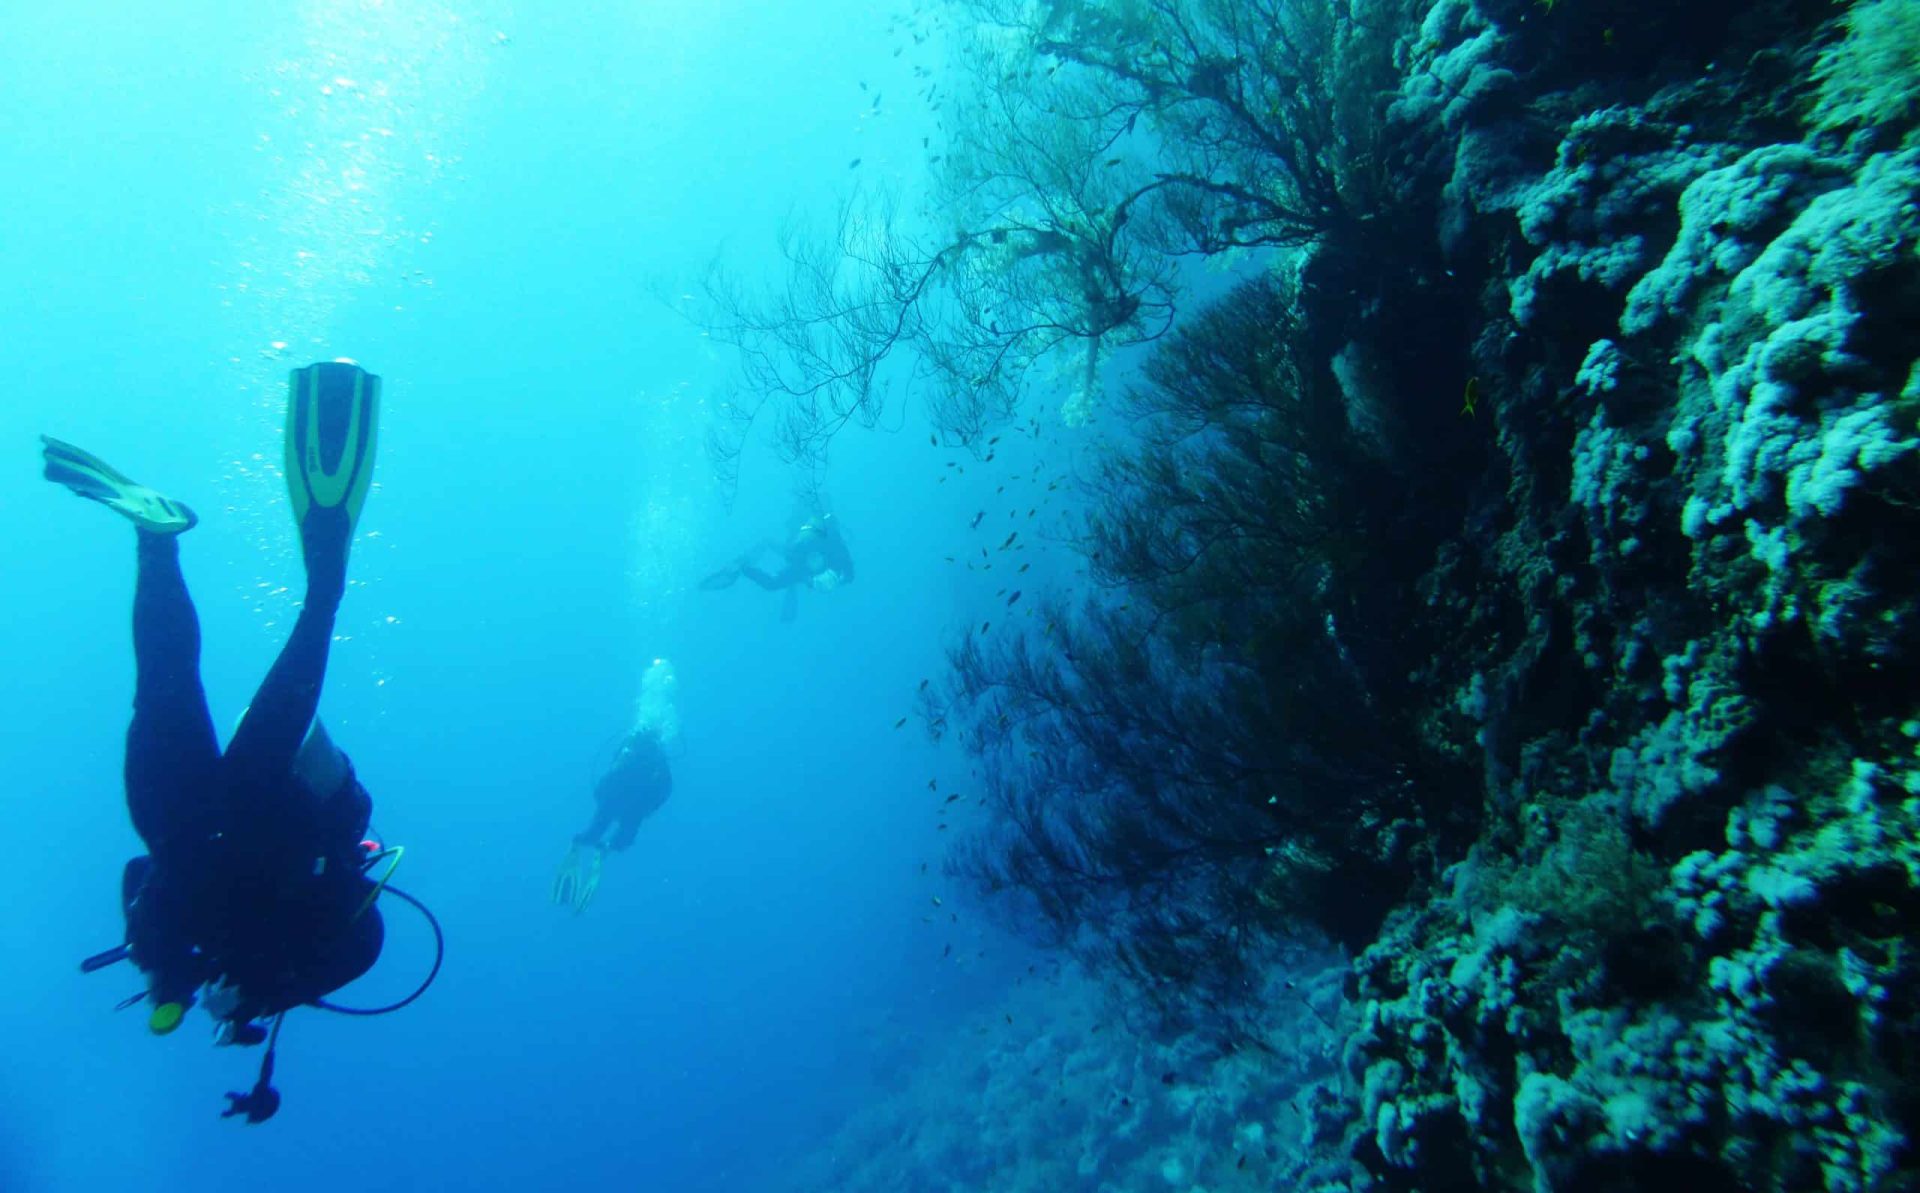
[1317,0,1920,1187]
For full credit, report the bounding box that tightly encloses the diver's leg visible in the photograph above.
[124,531,221,852]
[608,817,641,852]
[574,800,616,848]
[738,564,786,590]
[224,507,351,789]
[226,361,378,788]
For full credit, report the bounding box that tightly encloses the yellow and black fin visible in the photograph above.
[286,361,380,533]
[40,435,198,534]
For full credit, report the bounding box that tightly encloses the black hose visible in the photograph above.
[80,944,131,974]
[311,883,444,1017]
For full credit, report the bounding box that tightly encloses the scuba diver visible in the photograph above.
[553,658,678,914]
[699,510,854,622]
[53,361,440,1124]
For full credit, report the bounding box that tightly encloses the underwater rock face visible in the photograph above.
[1318,0,1920,1189]
[784,961,1353,1193]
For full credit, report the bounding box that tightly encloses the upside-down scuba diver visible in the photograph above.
[552,658,680,914]
[53,361,442,1124]
[699,509,855,622]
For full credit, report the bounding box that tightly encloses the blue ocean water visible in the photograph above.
[0,4,1032,1189]
[12,1,1919,1190]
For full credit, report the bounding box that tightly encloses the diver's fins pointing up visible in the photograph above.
[40,436,198,534]
[287,362,380,535]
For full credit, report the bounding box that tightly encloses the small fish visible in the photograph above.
[988,435,1000,445]
[944,793,959,805]
[1007,590,1022,607]
[1105,157,1122,166]
[928,154,942,165]
[922,135,929,147]
[919,861,927,873]
[849,157,862,169]
[932,896,943,907]
[929,433,937,445]
[937,823,947,831]
[1000,532,1017,549]
[860,80,868,90]
[872,93,882,108]
[918,678,930,690]
[893,717,907,729]
[1004,1014,1013,1025]
[1019,563,1030,573]
[980,621,990,633]
[969,511,985,529]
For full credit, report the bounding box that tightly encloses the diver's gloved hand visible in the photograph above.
[204,976,268,1045]
[215,1018,270,1048]
[203,976,244,1022]
[552,844,603,914]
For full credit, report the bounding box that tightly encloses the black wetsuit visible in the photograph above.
[122,512,382,1019]
[738,524,855,591]
[574,731,672,851]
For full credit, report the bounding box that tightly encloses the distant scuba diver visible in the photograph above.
[53,361,442,1124]
[699,510,854,621]
[554,660,679,914]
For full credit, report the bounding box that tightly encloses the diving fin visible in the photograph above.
[41,436,198,534]
[286,362,380,534]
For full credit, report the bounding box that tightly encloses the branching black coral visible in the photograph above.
[942,276,1458,1002]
